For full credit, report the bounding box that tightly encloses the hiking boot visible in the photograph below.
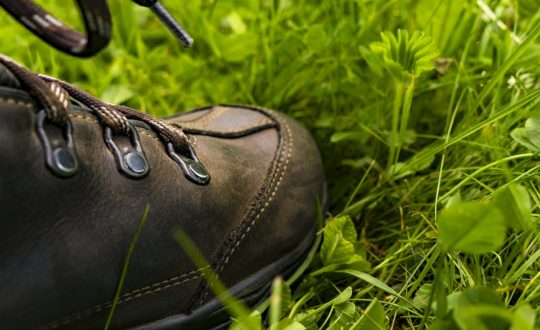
[0,55,326,329]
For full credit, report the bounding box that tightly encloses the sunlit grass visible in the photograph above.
[1,0,539,328]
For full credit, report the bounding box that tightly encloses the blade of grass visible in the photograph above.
[104,205,150,330]
[172,228,256,327]
[403,89,540,173]
[268,277,283,330]
[472,9,540,111]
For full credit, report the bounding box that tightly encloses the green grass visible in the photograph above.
[2,0,540,328]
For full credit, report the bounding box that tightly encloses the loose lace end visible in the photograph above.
[149,1,194,48]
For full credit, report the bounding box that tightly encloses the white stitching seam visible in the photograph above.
[0,97,34,108]
[178,106,225,125]
[196,114,292,304]
[220,116,293,271]
[39,111,280,328]
[179,107,274,133]
[42,114,210,329]
[46,266,209,329]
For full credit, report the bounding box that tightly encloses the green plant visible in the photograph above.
[2,0,540,328]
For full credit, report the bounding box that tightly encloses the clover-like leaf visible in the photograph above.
[330,301,357,329]
[356,299,386,330]
[320,216,371,271]
[511,116,540,152]
[413,284,432,310]
[493,184,532,230]
[511,304,536,330]
[453,288,508,330]
[438,202,506,254]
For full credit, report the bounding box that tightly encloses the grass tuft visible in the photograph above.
[2,0,539,328]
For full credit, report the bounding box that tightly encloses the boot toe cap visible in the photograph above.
[173,105,327,303]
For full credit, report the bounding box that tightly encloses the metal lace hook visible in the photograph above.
[104,124,150,179]
[36,110,79,177]
[166,142,210,185]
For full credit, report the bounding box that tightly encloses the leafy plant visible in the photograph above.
[369,30,439,81]
[432,288,536,330]
[319,216,371,272]
[432,184,536,328]
[2,0,540,329]
[438,201,506,254]
[363,30,439,171]
[511,116,540,152]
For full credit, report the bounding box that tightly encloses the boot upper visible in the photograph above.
[0,63,326,329]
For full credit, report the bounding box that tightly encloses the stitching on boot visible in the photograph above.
[210,118,274,134]
[45,107,284,326]
[193,111,292,306]
[219,119,292,270]
[178,106,225,125]
[191,106,225,125]
[45,266,209,329]
[180,107,274,133]
[0,97,34,108]
[69,113,99,124]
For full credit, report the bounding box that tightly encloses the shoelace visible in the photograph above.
[0,0,192,57]
[0,54,210,184]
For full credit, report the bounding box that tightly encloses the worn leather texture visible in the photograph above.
[0,65,326,329]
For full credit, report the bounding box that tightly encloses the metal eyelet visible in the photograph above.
[36,110,78,177]
[104,124,150,179]
[166,142,210,185]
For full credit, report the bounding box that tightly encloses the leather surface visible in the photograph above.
[0,67,325,329]
[0,63,21,88]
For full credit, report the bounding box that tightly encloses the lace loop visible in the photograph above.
[0,0,112,57]
[0,0,192,57]
[40,75,192,153]
[112,104,192,154]
[0,56,207,182]
[0,55,69,126]
[39,76,131,136]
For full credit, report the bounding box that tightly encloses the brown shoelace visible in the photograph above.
[0,0,193,57]
[0,1,209,183]
[0,54,211,184]
[0,54,191,153]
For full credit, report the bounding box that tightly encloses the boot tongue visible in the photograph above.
[0,63,22,89]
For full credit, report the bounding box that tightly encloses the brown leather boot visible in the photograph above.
[0,55,326,329]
